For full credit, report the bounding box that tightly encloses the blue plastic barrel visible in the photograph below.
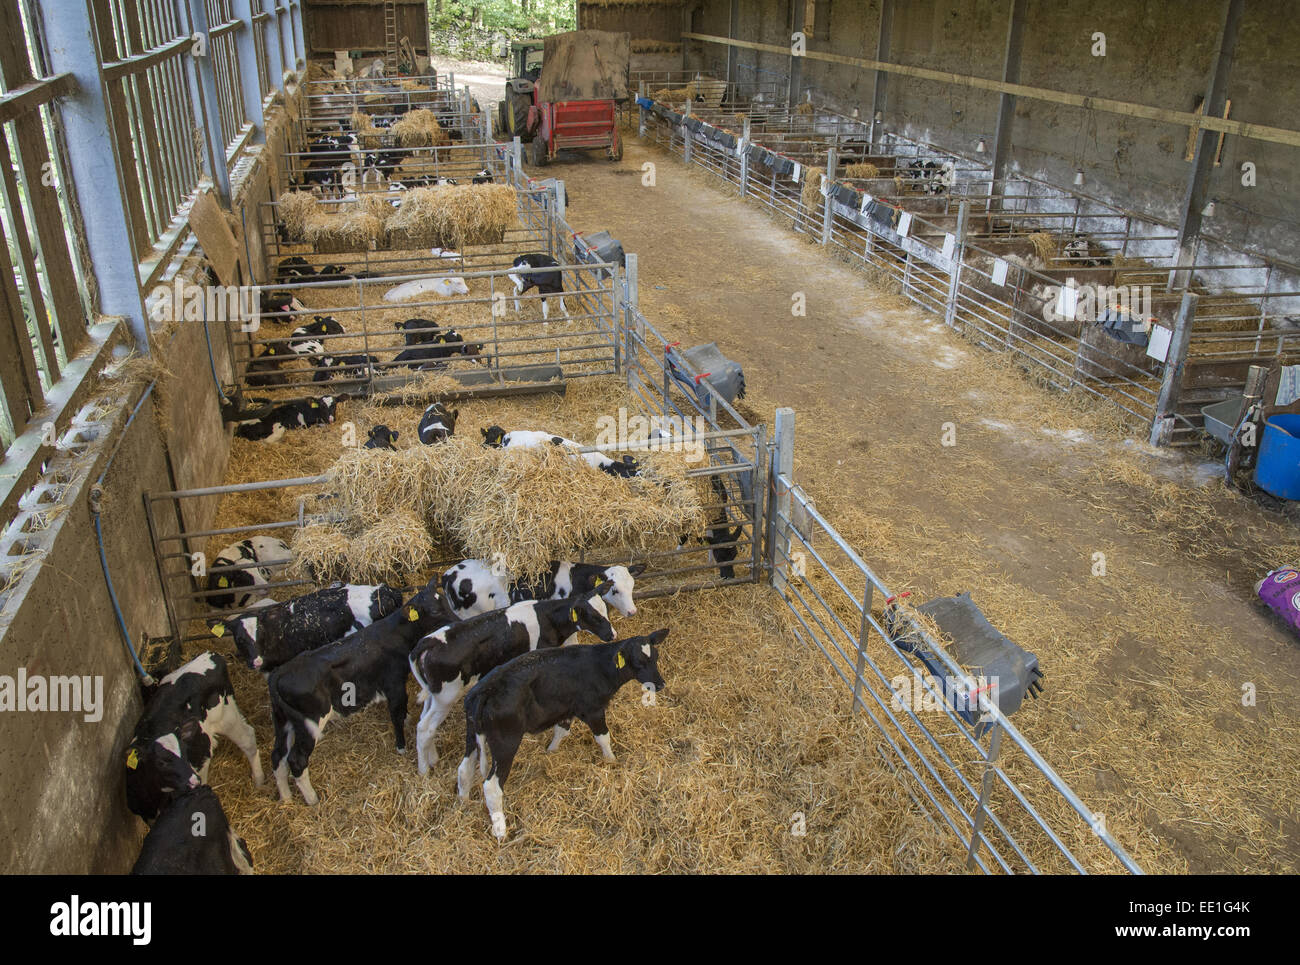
[1255,414,1300,500]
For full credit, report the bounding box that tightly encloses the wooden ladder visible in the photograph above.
[383,2,399,73]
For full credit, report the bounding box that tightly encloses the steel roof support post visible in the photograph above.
[766,407,794,592]
[867,0,893,151]
[787,0,804,110]
[231,0,266,143]
[183,0,234,205]
[1150,291,1199,446]
[1170,0,1244,293]
[36,0,149,348]
[988,0,1026,212]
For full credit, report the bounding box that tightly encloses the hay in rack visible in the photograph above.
[1028,231,1057,264]
[391,109,451,148]
[385,184,517,249]
[843,162,880,179]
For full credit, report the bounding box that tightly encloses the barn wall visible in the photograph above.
[674,0,1300,267]
[0,85,303,874]
[306,0,431,57]
[579,1,684,73]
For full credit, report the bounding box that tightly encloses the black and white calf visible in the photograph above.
[211,582,402,671]
[311,352,377,382]
[395,316,443,346]
[417,402,459,444]
[1063,234,1110,268]
[259,290,306,320]
[393,328,482,367]
[480,426,640,477]
[471,168,494,184]
[508,253,567,320]
[206,536,291,609]
[364,425,400,449]
[131,786,253,875]
[409,593,616,774]
[268,580,455,804]
[440,558,643,619]
[458,629,669,839]
[290,315,345,347]
[234,396,338,442]
[124,652,263,823]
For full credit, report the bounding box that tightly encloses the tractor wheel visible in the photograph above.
[496,101,508,139]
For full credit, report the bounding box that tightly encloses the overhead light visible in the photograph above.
[1202,199,1216,216]
[976,138,987,153]
[1074,169,1085,186]
[852,107,860,119]
[874,110,883,123]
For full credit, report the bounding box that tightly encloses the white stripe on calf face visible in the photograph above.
[504,600,541,648]
[641,643,651,658]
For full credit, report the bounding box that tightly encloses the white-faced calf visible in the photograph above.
[206,536,291,609]
[441,558,642,619]
[409,593,615,774]
[234,397,338,443]
[480,426,640,477]
[267,579,455,805]
[124,652,263,823]
[458,629,669,839]
[211,582,403,671]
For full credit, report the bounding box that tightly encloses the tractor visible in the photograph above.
[496,31,627,166]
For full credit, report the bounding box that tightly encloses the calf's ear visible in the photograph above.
[627,563,647,577]
[650,628,670,646]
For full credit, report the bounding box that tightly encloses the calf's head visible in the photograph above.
[619,628,669,694]
[568,591,616,641]
[595,563,645,617]
[125,727,203,822]
[481,425,506,447]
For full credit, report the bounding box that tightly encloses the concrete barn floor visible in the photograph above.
[535,133,1300,874]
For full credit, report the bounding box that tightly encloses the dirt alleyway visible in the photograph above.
[538,135,1300,874]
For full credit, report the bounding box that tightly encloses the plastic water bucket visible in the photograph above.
[1255,414,1300,500]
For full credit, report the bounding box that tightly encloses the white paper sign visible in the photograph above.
[1146,324,1172,362]
[792,162,802,182]
[860,192,873,213]
[898,212,912,237]
[1057,283,1078,321]
[941,233,956,260]
[991,258,1009,287]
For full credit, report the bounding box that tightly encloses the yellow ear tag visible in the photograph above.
[126,749,139,770]
[570,608,578,623]
[408,607,419,621]
[311,402,319,408]
[594,576,604,586]
[217,576,229,588]
[211,623,225,638]
[616,652,626,669]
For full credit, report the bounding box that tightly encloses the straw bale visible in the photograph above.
[385,184,517,249]
[278,192,320,244]
[391,109,451,148]
[843,162,880,179]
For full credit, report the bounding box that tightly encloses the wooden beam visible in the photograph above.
[0,73,75,124]
[681,30,1300,149]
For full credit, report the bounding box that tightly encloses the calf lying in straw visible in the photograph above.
[458,629,669,840]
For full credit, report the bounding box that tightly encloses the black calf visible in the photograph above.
[268,580,455,804]
[131,786,253,875]
[458,629,669,839]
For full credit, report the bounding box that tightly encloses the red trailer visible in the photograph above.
[499,31,628,166]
